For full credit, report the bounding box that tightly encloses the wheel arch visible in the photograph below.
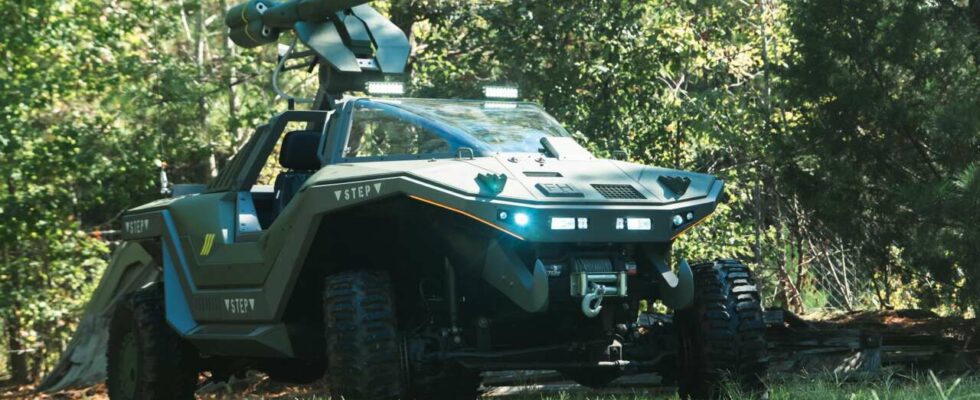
[279,193,501,326]
[36,240,162,393]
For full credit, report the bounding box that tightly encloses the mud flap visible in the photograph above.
[658,259,694,310]
[639,245,694,310]
[37,242,160,392]
[481,240,549,313]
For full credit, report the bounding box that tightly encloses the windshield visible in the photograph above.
[379,99,571,153]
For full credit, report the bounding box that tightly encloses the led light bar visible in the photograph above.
[617,217,652,231]
[366,81,405,95]
[550,217,590,230]
[627,217,652,231]
[551,217,577,230]
[484,86,520,99]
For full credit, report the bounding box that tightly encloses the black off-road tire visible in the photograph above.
[323,270,404,400]
[106,286,198,400]
[675,260,768,399]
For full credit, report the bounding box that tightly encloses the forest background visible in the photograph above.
[1,0,978,384]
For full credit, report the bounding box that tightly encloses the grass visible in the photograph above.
[488,372,980,400]
[32,371,976,399]
[263,371,980,400]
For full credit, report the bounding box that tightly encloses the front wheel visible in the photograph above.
[106,286,198,400]
[323,270,404,400]
[675,260,768,399]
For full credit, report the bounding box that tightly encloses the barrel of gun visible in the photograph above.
[226,0,371,48]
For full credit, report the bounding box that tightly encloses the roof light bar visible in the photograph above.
[484,86,519,100]
[366,81,405,96]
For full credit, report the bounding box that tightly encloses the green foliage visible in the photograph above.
[779,0,980,310]
[0,0,977,383]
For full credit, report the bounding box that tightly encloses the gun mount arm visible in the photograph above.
[226,0,410,105]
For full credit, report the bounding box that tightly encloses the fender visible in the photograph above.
[37,242,160,392]
[638,244,694,310]
[481,239,549,313]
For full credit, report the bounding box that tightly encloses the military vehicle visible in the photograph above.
[42,0,768,399]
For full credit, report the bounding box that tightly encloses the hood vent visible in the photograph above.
[592,184,646,200]
[524,171,563,178]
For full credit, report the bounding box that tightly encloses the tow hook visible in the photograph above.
[581,283,605,318]
[572,270,627,318]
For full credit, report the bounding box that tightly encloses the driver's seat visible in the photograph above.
[274,130,321,215]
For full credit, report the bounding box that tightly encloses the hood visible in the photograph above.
[308,154,718,205]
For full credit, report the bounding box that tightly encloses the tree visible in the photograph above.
[779,0,980,309]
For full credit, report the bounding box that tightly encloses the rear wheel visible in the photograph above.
[675,260,768,399]
[323,270,404,400]
[106,286,198,400]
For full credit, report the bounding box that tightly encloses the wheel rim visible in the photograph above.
[117,332,140,398]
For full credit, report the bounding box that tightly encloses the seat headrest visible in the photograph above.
[279,130,322,171]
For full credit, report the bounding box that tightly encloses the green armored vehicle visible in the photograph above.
[43,1,768,399]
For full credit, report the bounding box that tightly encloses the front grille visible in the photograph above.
[591,184,646,200]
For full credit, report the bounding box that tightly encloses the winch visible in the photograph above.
[568,257,631,317]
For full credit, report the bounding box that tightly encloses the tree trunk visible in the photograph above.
[5,244,28,383]
[220,0,243,150]
[5,318,29,384]
[971,0,980,32]
[196,1,217,178]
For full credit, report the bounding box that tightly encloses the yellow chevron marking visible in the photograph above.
[200,233,216,256]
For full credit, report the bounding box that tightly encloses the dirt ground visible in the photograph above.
[5,309,978,400]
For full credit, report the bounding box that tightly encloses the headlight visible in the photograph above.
[513,212,530,226]
[617,217,651,231]
[550,217,589,230]
[672,214,685,226]
[627,217,652,231]
[550,217,576,230]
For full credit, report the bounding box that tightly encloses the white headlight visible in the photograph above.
[673,214,685,226]
[514,212,530,226]
[550,217,576,230]
[626,217,652,231]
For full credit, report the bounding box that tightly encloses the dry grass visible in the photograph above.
[7,371,980,399]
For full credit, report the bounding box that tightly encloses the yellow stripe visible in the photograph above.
[201,233,215,256]
[408,195,525,241]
